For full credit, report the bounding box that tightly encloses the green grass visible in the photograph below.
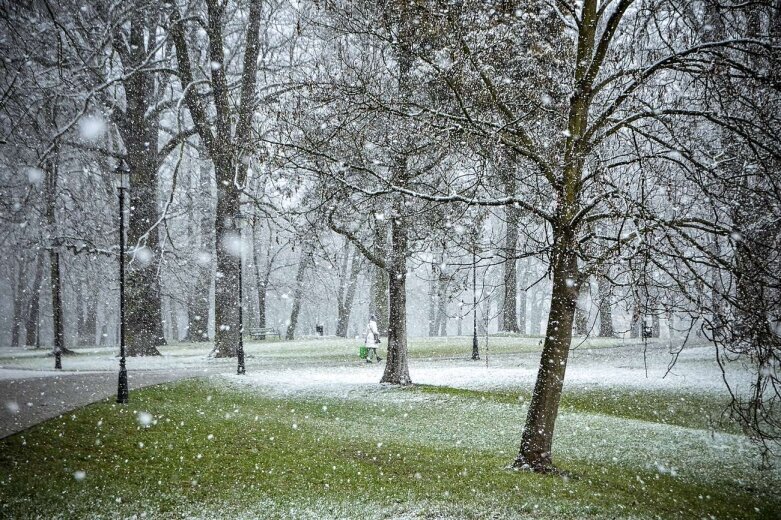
[415,385,740,434]
[1,379,778,519]
[0,336,635,372]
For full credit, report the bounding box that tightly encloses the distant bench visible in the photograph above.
[248,327,282,340]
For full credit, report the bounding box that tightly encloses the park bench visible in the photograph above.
[248,327,282,340]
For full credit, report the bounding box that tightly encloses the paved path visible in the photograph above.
[0,369,213,439]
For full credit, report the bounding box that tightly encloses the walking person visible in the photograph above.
[364,314,382,363]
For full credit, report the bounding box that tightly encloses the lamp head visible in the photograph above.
[115,160,130,190]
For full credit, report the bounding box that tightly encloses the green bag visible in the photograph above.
[359,346,368,359]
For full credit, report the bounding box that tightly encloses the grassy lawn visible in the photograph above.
[0,335,657,372]
[1,378,778,519]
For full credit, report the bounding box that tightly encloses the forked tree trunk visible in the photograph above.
[170,0,263,357]
[513,229,578,471]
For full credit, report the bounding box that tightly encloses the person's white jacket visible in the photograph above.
[364,319,379,345]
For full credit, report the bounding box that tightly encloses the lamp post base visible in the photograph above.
[117,361,129,404]
[237,349,246,375]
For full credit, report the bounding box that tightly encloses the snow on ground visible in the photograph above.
[213,342,746,404]
[0,339,746,398]
[0,368,106,380]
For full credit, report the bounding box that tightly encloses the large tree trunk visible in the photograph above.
[381,201,411,385]
[285,239,314,340]
[120,14,165,356]
[513,229,579,471]
[212,162,242,356]
[24,252,44,347]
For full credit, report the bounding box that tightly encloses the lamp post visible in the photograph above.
[233,211,247,375]
[115,160,130,404]
[472,248,480,360]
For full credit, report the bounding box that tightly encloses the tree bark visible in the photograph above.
[529,289,542,336]
[252,223,268,334]
[119,12,165,356]
[170,0,262,357]
[336,245,361,337]
[573,284,588,336]
[597,273,614,337]
[44,152,72,357]
[186,157,212,343]
[50,250,66,357]
[630,303,640,338]
[77,280,97,346]
[436,270,448,337]
[513,228,579,471]
[25,251,44,347]
[381,200,411,385]
[427,264,437,337]
[336,239,351,333]
[502,173,520,332]
[11,260,26,347]
[285,239,314,340]
[371,223,389,334]
[518,280,527,335]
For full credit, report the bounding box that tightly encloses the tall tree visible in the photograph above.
[170,0,263,357]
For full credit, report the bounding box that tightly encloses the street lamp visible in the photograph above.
[472,248,480,360]
[115,159,130,404]
[231,211,247,375]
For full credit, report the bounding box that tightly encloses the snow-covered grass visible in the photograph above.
[0,334,637,373]
[1,336,777,518]
[1,378,778,519]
